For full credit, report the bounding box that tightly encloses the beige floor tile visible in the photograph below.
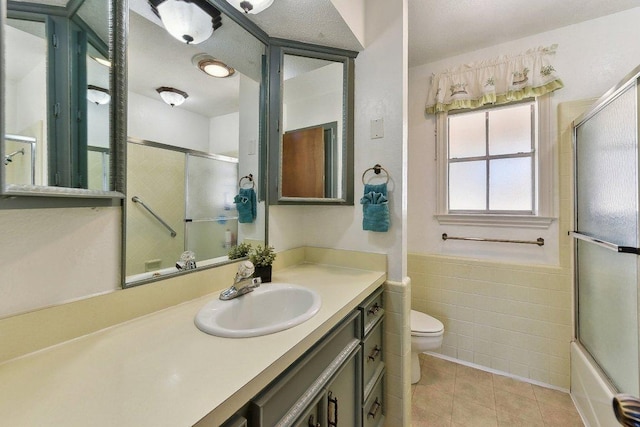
[413,384,454,418]
[456,364,494,384]
[532,385,575,408]
[411,405,453,427]
[455,375,495,410]
[421,353,458,375]
[452,395,498,427]
[495,389,544,426]
[539,401,584,426]
[492,374,536,400]
[419,365,457,393]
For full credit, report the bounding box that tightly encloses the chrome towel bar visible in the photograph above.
[442,233,544,246]
[132,196,177,238]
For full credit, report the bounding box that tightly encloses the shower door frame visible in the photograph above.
[572,64,640,395]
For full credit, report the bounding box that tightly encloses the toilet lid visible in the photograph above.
[411,310,444,336]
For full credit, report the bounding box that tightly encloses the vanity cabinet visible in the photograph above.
[359,288,385,427]
[226,286,385,427]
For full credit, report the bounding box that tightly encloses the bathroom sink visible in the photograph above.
[194,283,322,338]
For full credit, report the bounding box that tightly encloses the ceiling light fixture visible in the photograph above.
[87,85,111,105]
[225,0,274,14]
[156,86,189,107]
[149,0,222,45]
[192,54,235,78]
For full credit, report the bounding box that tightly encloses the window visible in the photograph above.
[436,96,554,228]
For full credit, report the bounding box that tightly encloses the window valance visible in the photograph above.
[425,45,564,114]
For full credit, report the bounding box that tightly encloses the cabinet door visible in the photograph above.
[325,348,361,427]
[293,394,324,427]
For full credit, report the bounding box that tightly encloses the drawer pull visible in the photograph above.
[367,303,381,316]
[308,415,320,427]
[328,391,338,426]
[367,345,381,362]
[368,397,381,419]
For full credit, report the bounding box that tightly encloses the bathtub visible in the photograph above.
[571,342,619,427]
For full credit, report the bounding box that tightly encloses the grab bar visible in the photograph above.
[442,233,544,246]
[132,196,177,237]
[569,231,640,254]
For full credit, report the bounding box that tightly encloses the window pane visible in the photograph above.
[449,161,486,210]
[489,157,532,211]
[488,104,532,155]
[449,111,485,158]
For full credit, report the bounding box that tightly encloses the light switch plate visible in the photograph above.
[370,118,384,139]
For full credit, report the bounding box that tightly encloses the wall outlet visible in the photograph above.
[248,139,256,155]
[370,118,384,139]
[145,259,161,272]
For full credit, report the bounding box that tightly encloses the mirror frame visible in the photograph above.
[121,0,271,288]
[268,39,356,205]
[0,0,125,208]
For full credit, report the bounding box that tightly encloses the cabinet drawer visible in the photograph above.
[363,370,385,427]
[250,311,360,427]
[362,320,384,399]
[360,288,384,337]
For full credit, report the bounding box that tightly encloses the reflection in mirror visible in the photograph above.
[125,0,266,286]
[270,47,355,205]
[3,0,113,193]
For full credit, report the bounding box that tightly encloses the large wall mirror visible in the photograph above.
[268,43,355,205]
[1,0,123,199]
[124,0,267,286]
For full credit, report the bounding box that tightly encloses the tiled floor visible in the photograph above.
[412,354,584,427]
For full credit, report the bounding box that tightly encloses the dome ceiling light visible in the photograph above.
[192,54,235,78]
[156,86,189,107]
[149,0,222,45]
[225,0,274,14]
[87,85,111,105]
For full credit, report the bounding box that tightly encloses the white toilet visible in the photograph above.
[410,309,444,384]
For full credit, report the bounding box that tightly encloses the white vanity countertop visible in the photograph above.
[0,263,386,426]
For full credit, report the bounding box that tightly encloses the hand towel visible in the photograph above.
[234,187,256,223]
[360,183,389,232]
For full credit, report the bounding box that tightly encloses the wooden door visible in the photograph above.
[282,126,325,198]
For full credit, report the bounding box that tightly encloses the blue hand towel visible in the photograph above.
[360,183,389,232]
[234,187,256,223]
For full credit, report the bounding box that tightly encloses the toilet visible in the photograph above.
[410,309,444,384]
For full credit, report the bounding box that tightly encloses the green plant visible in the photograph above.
[228,242,252,260]
[249,244,276,267]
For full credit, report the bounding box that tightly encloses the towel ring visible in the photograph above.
[362,164,389,184]
[239,174,255,189]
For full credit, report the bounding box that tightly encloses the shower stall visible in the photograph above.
[3,134,36,185]
[125,140,239,279]
[572,65,640,425]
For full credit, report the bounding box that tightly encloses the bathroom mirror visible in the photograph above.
[268,43,356,205]
[1,0,124,200]
[124,0,267,286]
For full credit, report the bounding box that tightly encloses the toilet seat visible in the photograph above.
[411,310,444,337]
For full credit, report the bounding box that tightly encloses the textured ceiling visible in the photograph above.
[408,0,640,66]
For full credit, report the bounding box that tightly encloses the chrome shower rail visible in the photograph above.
[569,231,640,254]
[442,233,544,246]
[131,196,177,237]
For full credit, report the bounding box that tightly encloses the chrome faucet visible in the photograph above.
[219,260,262,300]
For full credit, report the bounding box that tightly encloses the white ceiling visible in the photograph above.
[407,0,640,66]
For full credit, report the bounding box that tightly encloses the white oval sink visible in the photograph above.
[194,283,322,338]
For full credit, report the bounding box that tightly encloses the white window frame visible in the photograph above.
[435,95,555,228]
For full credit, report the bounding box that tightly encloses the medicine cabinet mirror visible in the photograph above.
[268,43,355,205]
[1,0,124,201]
[124,0,267,286]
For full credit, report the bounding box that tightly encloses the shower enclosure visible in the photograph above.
[125,140,238,279]
[3,134,36,185]
[572,65,640,404]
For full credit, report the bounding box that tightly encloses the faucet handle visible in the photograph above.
[236,260,255,280]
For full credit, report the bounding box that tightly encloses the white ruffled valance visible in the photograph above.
[425,45,564,114]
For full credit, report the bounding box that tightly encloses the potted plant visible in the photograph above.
[228,242,252,260]
[249,244,276,283]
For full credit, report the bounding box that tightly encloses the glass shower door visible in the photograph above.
[574,78,640,394]
[185,153,238,262]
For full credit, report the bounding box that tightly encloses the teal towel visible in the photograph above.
[234,188,256,223]
[360,183,389,232]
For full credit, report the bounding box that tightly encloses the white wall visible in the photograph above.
[209,112,239,157]
[268,0,408,282]
[408,7,640,265]
[127,92,209,152]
